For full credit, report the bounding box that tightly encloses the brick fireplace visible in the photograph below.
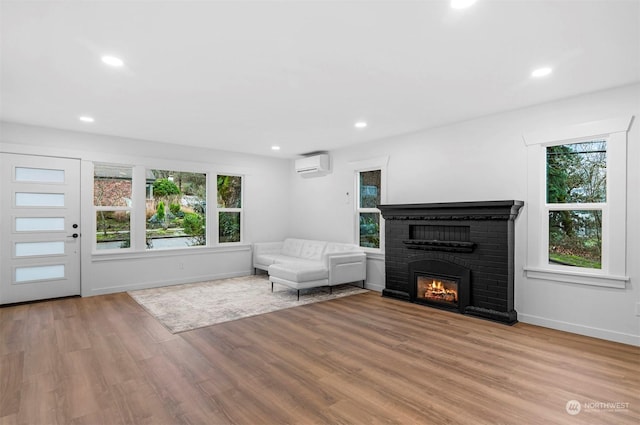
[378,200,523,324]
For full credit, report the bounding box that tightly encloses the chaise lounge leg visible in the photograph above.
[297,290,300,301]
[271,282,273,292]
[362,280,365,289]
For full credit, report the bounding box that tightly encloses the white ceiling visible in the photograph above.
[1,0,638,158]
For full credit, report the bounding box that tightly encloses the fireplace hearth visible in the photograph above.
[379,200,523,324]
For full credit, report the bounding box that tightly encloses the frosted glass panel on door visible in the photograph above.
[15,217,65,231]
[16,193,65,207]
[15,265,65,283]
[15,241,65,257]
[15,167,65,183]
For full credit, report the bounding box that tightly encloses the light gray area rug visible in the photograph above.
[128,275,368,333]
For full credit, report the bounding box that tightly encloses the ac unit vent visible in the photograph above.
[295,154,330,177]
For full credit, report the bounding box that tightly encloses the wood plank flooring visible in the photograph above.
[1,290,638,424]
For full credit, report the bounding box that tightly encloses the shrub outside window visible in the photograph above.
[217,175,242,243]
[145,169,207,249]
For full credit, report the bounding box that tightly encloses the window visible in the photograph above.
[217,175,242,243]
[94,164,132,250]
[93,163,249,252]
[546,140,606,269]
[358,169,382,249]
[523,116,631,288]
[146,169,207,249]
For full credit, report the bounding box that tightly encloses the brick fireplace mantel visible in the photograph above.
[378,200,524,221]
[379,200,524,324]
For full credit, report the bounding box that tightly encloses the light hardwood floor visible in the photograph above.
[1,290,638,425]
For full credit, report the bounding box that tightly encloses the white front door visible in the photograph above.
[0,153,81,304]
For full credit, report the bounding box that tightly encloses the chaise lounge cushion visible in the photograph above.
[268,263,329,288]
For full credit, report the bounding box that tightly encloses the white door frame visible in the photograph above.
[0,153,81,304]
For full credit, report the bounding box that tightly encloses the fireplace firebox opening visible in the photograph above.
[416,275,459,308]
[409,259,471,314]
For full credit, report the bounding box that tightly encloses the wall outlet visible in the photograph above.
[179,262,184,270]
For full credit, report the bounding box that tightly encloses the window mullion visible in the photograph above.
[546,202,605,211]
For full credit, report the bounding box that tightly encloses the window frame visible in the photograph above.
[91,163,226,254]
[351,156,388,253]
[543,139,608,271]
[216,173,244,244]
[92,163,134,252]
[144,168,208,250]
[523,116,632,288]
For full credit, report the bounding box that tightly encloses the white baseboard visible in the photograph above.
[364,282,384,292]
[86,270,253,296]
[519,313,640,347]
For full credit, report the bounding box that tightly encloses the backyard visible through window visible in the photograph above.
[146,169,206,249]
[358,169,381,249]
[96,211,130,248]
[217,175,242,243]
[94,164,132,250]
[94,165,246,250]
[359,212,380,248]
[546,140,606,269]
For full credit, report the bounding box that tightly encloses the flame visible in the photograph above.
[423,278,458,303]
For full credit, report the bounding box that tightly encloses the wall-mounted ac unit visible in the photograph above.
[295,154,330,177]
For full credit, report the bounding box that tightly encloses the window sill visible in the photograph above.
[92,244,251,262]
[523,266,628,289]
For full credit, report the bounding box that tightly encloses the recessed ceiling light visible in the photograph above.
[531,67,552,78]
[355,121,367,129]
[101,55,124,67]
[271,145,281,151]
[79,116,95,123]
[451,0,477,9]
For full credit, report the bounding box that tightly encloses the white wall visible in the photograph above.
[0,122,292,295]
[289,83,640,345]
[2,84,638,345]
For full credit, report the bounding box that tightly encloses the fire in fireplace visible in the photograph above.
[417,276,458,306]
[409,259,470,314]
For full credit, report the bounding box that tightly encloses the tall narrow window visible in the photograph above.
[217,175,242,243]
[94,164,132,250]
[546,140,606,269]
[146,169,207,249]
[523,116,630,289]
[358,169,381,249]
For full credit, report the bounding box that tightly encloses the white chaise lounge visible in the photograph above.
[253,238,367,300]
